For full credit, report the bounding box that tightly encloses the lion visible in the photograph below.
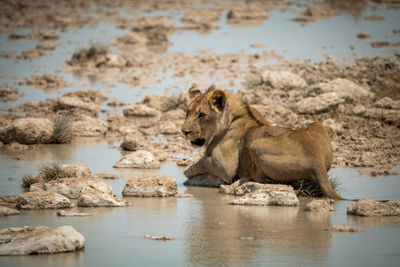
[181,85,344,200]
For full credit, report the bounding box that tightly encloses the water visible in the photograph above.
[1,2,400,266]
[0,139,399,266]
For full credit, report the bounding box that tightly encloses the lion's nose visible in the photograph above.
[182,130,191,136]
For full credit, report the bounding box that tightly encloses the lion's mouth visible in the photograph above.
[191,138,205,147]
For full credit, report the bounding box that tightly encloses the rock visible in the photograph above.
[120,136,146,151]
[162,109,186,120]
[5,142,29,150]
[159,121,179,134]
[32,177,115,199]
[118,126,143,137]
[347,199,400,216]
[94,173,118,179]
[322,119,343,135]
[363,108,400,125]
[176,193,194,198]
[262,70,306,90]
[220,180,300,206]
[56,96,99,116]
[77,188,128,207]
[0,118,54,144]
[0,195,19,207]
[317,78,373,99]
[227,6,268,23]
[19,74,67,91]
[123,104,161,117]
[71,116,107,137]
[113,150,160,169]
[57,210,91,217]
[0,206,20,216]
[144,235,172,241]
[60,164,92,178]
[219,178,261,195]
[353,104,366,115]
[16,191,72,209]
[357,33,371,39]
[122,175,177,197]
[375,97,400,109]
[305,199,334,212]
[0,86,24,102]
[0,226,85,256]
[105,53,127,68]
[63,90,107,104]
[296,92,346,114]
[33,163,92,181]
[326,224,363,233]
[183,174,224,188]
[140,94,176,112]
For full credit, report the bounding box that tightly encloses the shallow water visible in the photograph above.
[1,2,400,266]
[0,139,399,266]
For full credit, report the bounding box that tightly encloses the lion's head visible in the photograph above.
[181,85,227,147]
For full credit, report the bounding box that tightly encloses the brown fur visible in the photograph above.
[181,85,343,199]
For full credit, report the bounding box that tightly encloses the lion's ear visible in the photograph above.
[210,90,226,112]
[188,86,201,100]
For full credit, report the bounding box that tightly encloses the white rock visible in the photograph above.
[113,150,160,169]
[77,188,127,207]
[123,104,161,117]
[228,183,299,206]
[262,70,307,89]
[33,177,115,199]
[16,191,72,209]
[0,206,20,216]
[122,175,177,197]
[317,78,373,99]
[0,226,85,255]
[296,92,346,114]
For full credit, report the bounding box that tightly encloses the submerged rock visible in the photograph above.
[113,150,160,169]
[57,210,91,217]
[347,199,400,216]
[183,174,224,188]
[144,235,172,241]
[262,70,307,89]
[305,199,334,212]
[16,191,72,209]
[94,173,118,179]
[0,206,20,216]
[77,188,128,207]
[0,226,85,256]
[122,175,177,197]
[0,118,54,144]
[326,224,363,233]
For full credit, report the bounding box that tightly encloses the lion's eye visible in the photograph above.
[197,112,206,119]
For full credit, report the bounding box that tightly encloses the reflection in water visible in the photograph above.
[183,188,332,265]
